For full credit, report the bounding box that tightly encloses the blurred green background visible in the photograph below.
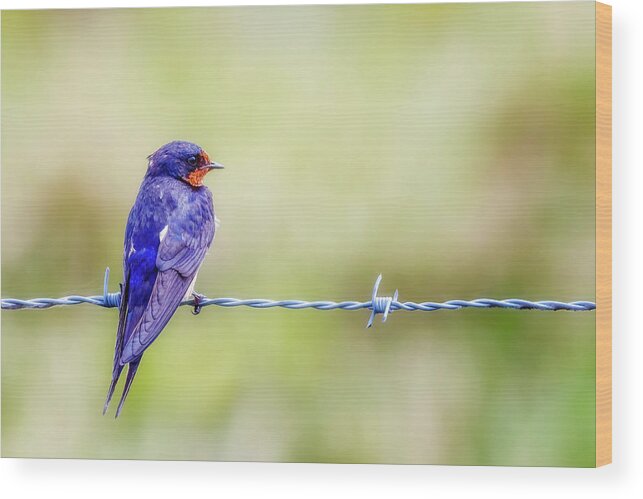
[2,2,596,465]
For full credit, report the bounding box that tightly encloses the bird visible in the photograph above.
[103,140,223,418]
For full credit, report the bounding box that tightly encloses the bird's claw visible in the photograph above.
[192,292,206,315]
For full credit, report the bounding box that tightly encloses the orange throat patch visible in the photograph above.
[185,168,209,187]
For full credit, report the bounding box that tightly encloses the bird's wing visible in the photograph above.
[119,220,214,364]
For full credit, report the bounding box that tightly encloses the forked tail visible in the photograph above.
[103,278,133,417]
[103,364,124,415]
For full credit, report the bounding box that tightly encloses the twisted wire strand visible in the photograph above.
[0,269,596,326]
[0,296,597,312]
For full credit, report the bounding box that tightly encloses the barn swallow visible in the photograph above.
[103,141,223,417]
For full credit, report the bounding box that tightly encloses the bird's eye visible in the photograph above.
[187,156,197,166]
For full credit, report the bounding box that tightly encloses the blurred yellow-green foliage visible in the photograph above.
[2,2,596,465]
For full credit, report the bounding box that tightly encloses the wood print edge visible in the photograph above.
[595,0,612,468]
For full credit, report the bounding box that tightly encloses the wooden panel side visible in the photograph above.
[595,1,612,468]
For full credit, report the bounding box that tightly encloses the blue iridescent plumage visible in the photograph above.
[103,141,223,417]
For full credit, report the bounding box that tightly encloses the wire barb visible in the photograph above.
[0,269,596,326]
[367,274,399,328]
[102,267,121,308]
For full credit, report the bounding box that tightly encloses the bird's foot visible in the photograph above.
[192,292,206,315]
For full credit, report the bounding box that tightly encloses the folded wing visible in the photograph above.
[120,224,213,364]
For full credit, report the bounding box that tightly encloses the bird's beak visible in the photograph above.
[205,161,224,170]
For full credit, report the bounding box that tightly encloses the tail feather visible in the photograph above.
[115,360,141,418]
[104,279,129,416]
[103,364,124,415]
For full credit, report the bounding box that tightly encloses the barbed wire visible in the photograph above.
[1,269,596,327]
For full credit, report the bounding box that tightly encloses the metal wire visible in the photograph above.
[1,268,596,327]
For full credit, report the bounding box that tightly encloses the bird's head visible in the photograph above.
[146,141,224,187]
